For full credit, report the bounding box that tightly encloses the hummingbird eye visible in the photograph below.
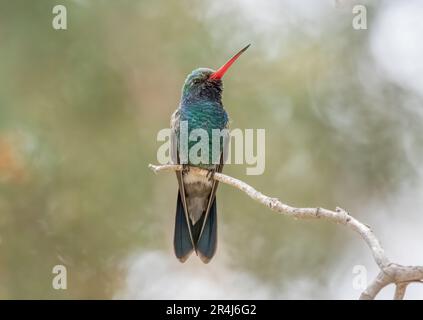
[192,78,201,85]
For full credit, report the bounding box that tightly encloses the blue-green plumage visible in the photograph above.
[170,45,249,263]
[179,69,228,168]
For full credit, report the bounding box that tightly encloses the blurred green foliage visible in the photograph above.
[0,0,421,298]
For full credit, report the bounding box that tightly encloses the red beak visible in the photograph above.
[209,44,250,80]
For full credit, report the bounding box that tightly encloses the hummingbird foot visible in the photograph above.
[182,164,190,175]
[206,168,216,182]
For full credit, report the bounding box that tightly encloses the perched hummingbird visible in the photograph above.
[170,44,250,263]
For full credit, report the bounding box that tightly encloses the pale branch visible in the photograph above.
[394,282,409,300]
[149,163,423,300]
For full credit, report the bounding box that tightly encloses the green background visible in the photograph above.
[0,0,422,299]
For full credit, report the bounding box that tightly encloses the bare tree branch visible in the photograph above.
[394,282,409,300]
[149,163,423,300]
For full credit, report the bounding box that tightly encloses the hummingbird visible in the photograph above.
[170,44,250,263]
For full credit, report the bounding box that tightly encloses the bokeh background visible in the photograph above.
[1,0,423,299]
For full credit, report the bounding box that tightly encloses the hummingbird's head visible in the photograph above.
[182,68,221,102]
[181,44,250,104]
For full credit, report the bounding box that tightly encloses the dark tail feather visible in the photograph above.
[174,191,194,262]
[196,198,217,264]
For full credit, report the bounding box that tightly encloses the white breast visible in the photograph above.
[183,172,213,187]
